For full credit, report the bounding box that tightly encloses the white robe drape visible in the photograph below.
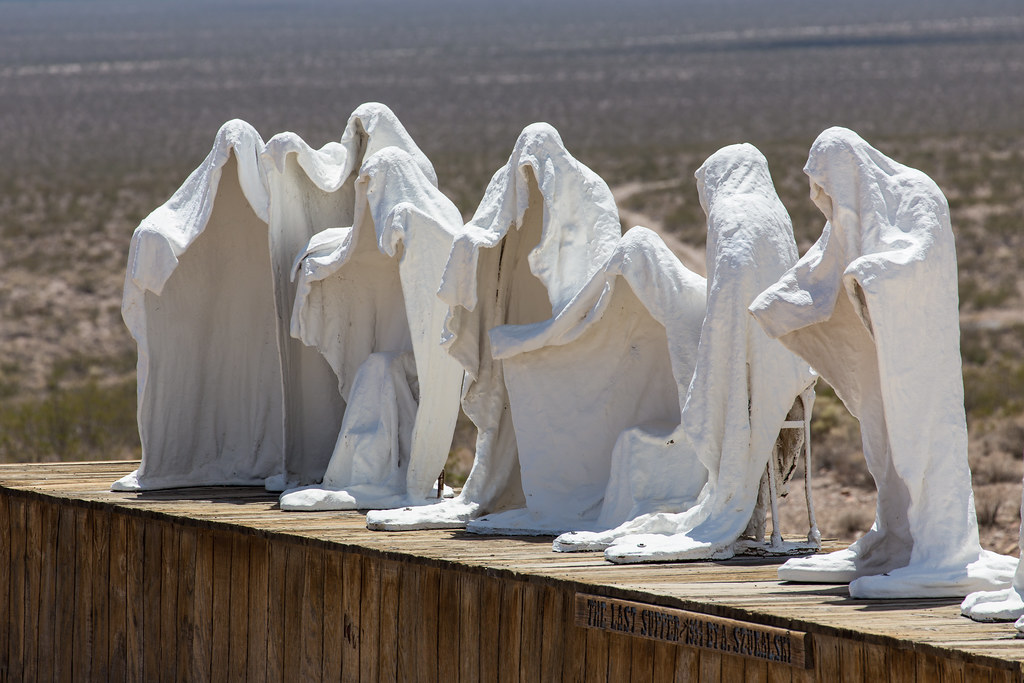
[750,127,1014,598]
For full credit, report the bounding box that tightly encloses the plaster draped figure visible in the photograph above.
[260,103,436,490]
[115,103,436,492]
[749,127,1015,598]
[277,147,466,511]
[961,481,1024,626]
[554,143,819,560]
[114,119,283,491]
[366,124,709,534]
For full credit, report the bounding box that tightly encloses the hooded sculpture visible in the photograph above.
[115,103,435,492]
[366,123,702,532]
[277,147,465,511]
[555,143,817,559]
[115,120,282,491]
[260,103,436,490]
[750,127,1014,598]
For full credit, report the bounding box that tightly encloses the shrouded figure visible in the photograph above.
[556,143,817,561]
[750,127,1014,598]
[277,147,466,511]
[115,104,435,492]
[367,124,707,534]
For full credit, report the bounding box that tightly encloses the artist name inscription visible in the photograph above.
[574,594,810,669]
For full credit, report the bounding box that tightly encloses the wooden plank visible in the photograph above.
[300,547,325,681]
[7,497,25,681]
[540,585,565,683]
[608,631,632,681]
[265,537,287,683]
[160,522,179,683]
[584,627,609,681]
[631,637,655,683]
[480,575,502,682]
[814,634,840,683]
[497,579,523,683]
[211,531,233,682]
[191,529,214,681]
[767,659,794,683]
[90,507,111,682]
[322,551,343,682]
[916,651,940,682]
[125,514,145,682]
[963,662,993,683]
[342,552,363,682]
[176,525,197,683]
[246,535,270,683]
[379,560,402,683]
[562,588,587,683]
[937,655,966,683]
[838,637,864,683]
[0,494,10,677]
[744,656,769,683]
[282,543,307,680]
[674,644,699,683]
[520,581,543,683]
[71,503,94,683]
[38,502,60,682]
[142,520,163,682]
[700,650,723,683]
[228,533,250,683]
[359,554,382,683]
[438,566,460,683]
[23,499,41,682]
[397,560,419,682]
[650,641,677,683]
[419,564,441,683]
[459,570,482,683]
[108,512,128,682]
[889,646,916,682]
[721,653,745,683]
[863,642,887,683]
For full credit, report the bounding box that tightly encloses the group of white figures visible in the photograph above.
[114,102,1024,628]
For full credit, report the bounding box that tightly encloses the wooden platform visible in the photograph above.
[0,461,1021,682]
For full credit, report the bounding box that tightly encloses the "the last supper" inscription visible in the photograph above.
[574,594,811,669]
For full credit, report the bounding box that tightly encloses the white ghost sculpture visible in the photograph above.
[749,127,1015,598]
[260,103,437,490]
[555,143,818,560]
[961,481,1024,625]
[367,124,708,533]
[115,120,283,491]
[465,225,709,535]
[115,103,435,492]
[277,147,466,511]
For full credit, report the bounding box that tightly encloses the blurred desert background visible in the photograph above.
[2,0,1023,551]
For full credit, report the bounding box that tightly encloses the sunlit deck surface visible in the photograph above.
[0,460,1021,682]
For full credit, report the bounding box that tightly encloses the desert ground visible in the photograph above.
[1,0,1023,551]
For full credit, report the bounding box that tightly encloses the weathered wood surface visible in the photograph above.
[0,460,1021,682]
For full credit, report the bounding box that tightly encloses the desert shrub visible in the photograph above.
[976,491,1003,527]
[0,377,139,463]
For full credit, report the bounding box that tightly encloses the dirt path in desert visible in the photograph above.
[611,180,707,277]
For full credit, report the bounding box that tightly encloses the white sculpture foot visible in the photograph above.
[552,530,614,552]
[778,546,886,584]
[111,470,141,492]
[849,551,1017,599]
[604,533,734,564]
[467,508,606,537]
[279,484,455,512]
[365,498,479,530]
[961,586,1024,622]
[552,511,695,553]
